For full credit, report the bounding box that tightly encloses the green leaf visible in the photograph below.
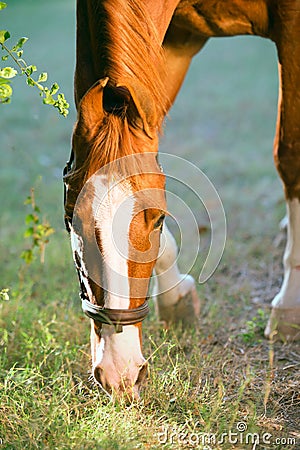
[1,55,8,61]
[12,37,28,51]
[26,65,37,76]
[24,227,34,238]
[26,77,35,87]
[0,30,10,43]
[0,82,12,100]
[38,72,47,83]
[36,224,45,234]
[0,288,9,301]
[25,213,35,224]
[24,196,32,205]
[0,66,17,79]
[20,249,34,264]
[43,90,55,106]
[0,97,10,104]
[50,82,59,95]
[0,75,9,84]
[0,3,7,10]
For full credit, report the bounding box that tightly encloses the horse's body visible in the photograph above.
[64,0,300,399]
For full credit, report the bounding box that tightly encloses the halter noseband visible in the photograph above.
[81,295,150,333]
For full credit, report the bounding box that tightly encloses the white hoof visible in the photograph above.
[264,307,300,341]
[153,275,200,327]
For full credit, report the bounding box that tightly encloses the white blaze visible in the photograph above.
[72,173,145,391]
[92,177,135,309]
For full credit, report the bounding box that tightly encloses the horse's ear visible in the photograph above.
[76,76,157,139]
[119,79,156,138]
[76,77,109,139]
[101,79,157,137]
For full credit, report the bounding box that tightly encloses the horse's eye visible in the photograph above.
[154,214,165,229]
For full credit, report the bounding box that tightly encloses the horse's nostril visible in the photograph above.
[93,366,102,385]
[94,366,111,393]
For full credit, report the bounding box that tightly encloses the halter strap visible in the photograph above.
[81,296,149,333]
[63,149,75,232]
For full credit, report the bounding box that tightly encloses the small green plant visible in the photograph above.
[0,2,69,116]
[241,308,267,343]
[0,288,9,301]
[20,188,55,265]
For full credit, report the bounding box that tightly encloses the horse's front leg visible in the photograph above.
[153,223,200,327]
[265,5,300,341]
[265,197,300,341]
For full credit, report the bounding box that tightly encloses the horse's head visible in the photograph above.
[64,80,166,400]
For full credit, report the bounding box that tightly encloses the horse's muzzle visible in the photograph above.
[93,361,148,402]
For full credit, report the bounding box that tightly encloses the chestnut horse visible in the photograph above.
[64,0,300,399]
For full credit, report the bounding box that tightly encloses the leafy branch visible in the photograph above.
[21,188,55,265]
[0,2,69,116]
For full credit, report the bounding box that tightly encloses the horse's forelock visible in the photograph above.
[66,0,168,217]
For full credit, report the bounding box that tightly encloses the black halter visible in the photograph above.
[81,294,150,333]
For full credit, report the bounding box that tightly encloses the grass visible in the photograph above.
[1,1,299,449]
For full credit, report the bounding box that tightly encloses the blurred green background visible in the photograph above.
[1,0,76,289]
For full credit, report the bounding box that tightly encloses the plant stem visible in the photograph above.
[1,41,24,71]
[0,41,43,90]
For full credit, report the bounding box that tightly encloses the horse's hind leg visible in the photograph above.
[265,9,300,341]
[153,223,200,327]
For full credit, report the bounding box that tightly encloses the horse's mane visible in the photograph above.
[102,0,167,121]
[66,0,168,195]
